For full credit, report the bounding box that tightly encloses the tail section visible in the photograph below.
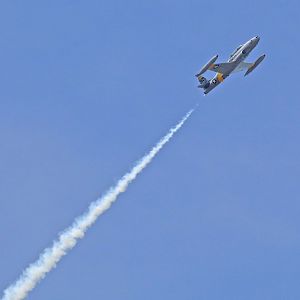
[196,74,210,89]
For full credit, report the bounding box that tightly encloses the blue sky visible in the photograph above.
[0,0,300,299]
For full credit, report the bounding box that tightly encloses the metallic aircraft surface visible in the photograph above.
[196,36,265,94]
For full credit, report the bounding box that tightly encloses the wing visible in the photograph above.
[208,62,236,74]
[232,62,253,73]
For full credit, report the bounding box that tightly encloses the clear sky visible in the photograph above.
[0,0,299,299]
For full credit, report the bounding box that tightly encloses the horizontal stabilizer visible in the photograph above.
[244,54,266,76]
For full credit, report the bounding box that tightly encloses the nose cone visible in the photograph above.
[251,36,260,44]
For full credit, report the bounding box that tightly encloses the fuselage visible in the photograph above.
[224,36,260,76]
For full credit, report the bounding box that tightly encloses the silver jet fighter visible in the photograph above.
[196,36,265,95]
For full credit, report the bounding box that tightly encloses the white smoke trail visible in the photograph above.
[2,109,194,300]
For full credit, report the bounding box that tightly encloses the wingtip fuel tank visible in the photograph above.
[244,54,266,76]
[195,55,218,77]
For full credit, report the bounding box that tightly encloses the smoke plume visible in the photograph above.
[2,109,193,300]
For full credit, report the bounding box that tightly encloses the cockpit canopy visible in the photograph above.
[230,45,242,57]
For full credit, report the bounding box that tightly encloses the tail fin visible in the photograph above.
[196,75,210,89]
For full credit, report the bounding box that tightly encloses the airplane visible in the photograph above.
[195,36,265,95]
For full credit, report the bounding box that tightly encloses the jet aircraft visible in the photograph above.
[196,36,265,94]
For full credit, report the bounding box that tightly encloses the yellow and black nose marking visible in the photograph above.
[217,73,224,82]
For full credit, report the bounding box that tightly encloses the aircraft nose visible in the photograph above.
[250,36,260,44]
